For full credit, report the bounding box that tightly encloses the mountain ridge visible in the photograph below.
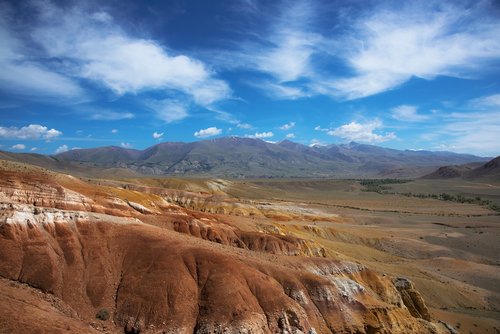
[423,156,500,180]
[0,137,490,178]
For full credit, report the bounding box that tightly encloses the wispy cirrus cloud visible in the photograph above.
[223,1,500,101]
[469,94,500,109]
[86,110,134,121]
[435,111,500,156]
[326,2,500,99]
[391,105,429,122]
[146,99,189,123]
[0,8,84,99]
[426,93,500,156]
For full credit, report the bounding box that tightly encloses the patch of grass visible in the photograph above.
[359,179,411,194]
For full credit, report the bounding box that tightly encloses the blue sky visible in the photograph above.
[1,0,500,156]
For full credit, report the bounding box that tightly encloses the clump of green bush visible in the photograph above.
[96,308,110,321]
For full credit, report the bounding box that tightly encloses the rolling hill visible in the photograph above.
[423,156,500,180]
[1,137,489,178]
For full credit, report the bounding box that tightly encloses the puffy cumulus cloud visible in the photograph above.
[328,120,396,143]
[245,131,274,139]
[54,144,68,154]
[30,2,230,106]
[0,124,62,140]
[194,127,222,138]
[279,122,296,130]
[152,132,164,139]
[391,105,429,122]
[120,142,133,149]
[11,144,26,150]
[285,133,295,138]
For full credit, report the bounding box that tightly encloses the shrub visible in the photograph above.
[96,308,110,321]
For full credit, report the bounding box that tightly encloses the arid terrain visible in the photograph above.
[0,158,499,334]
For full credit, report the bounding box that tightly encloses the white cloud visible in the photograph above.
[0,11,84,99]
[152,132,164,139]
[314,125,328,132]
[256,28,320,83]
[236,123,252,129]
[0,124,62,140]
[309,139,326,147]
[328,2,500,99]
[11,144,26,150]
[221,2,500,101]
[391,105,429,122]
[246,131,274,139]
[279,122,296,130]
[434,111,500,156]
[424,94,500,156]
[120,142,133,149]
[285,133,295,138]
[54,144,68,154]
[194,127,222,138]
[227,2,319,84]
[87,110,134,121]
[111,129,118,134]
[328,119,396,143]
[469,94,500,108]
[147,99,189,123]
[30,3,230,106]
[30,147,37,151]
[257,81,312,100]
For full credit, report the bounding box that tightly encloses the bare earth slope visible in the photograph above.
[2,159,499,333]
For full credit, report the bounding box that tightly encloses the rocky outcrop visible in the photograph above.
[394,277,431,321]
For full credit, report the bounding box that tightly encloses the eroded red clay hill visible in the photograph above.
[0,160,443,333]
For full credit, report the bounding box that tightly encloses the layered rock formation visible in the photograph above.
[0,160,444,333]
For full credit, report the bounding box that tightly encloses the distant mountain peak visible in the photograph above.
[5,137,487,178]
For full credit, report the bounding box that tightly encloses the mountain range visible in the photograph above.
[0,137,490,178]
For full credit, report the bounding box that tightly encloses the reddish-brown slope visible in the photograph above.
[0,209,438,333]
[0,160,442,333]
